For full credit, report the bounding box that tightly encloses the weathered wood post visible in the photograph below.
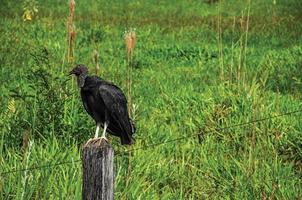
[82,140,114,200]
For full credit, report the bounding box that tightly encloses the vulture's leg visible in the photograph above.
[94,122,101,138]
[83,123,102,147]
[100,121,108,141]
[100,110,109,141]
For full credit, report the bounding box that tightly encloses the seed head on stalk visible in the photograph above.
[124,29,136,62]
[69,0,75,13]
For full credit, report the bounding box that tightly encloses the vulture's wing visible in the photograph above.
[98,83,132,135]
[80,91,94,117]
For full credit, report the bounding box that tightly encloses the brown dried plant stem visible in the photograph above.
[238,11,244,85]
[243,0,251,86]
[124,30,136,188]
[66,0,76,115]
[238,0,251,86]
[127,54,132,115]
[67,0,76,64]
[230,16,236,84]
[217,0,224,81]
[126,49,133,188]
[93,50,100,75]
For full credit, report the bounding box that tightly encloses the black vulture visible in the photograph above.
[69,64,135,145]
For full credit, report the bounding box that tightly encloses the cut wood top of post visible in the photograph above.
[83,139,112,149]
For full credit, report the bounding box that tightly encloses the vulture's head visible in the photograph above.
[69,64,88,87]
[69,64,88,76]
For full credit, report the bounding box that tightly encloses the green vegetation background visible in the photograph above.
[0,0,301,199]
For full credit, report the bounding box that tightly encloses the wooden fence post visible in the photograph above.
[82,140,114,200]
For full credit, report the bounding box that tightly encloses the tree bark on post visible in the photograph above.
[82,140,114,200]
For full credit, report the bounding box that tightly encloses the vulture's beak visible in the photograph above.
[68,70,74,76]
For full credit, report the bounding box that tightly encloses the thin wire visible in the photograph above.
[1,108,301,176]
[0,160,81,176]
[118,108,302,155]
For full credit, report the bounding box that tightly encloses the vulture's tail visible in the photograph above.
[121,134,134,145]
[120,119,136,145]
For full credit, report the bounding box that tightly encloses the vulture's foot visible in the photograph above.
[84,137,108,147]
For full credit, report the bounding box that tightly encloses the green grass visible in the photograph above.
[1,0,302,199]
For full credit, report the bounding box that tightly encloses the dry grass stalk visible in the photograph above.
[93,50,100,75]
[230,16,236,84]
[217,0,224,81]
[124,29,136,186]
[237,0,251,86]
[124,29,136,116]
[243,0,251,85]
[238,11,244,84]
[67,0,76,64]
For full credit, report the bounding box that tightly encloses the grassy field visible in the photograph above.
[1,0,302,199]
